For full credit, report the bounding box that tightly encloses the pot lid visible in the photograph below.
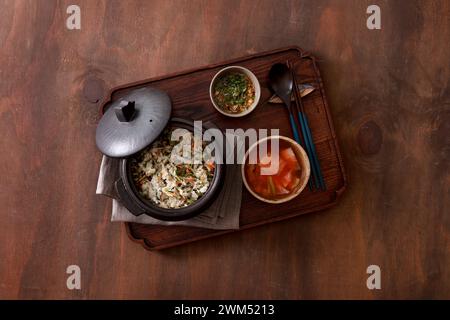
[96,87,172,157]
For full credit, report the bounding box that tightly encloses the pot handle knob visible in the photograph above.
[115,100,136,122]
[114,178,145,216]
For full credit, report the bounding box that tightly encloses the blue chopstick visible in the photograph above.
[295,110,321,189]
[289,113,301,145]
[297,110,325,190]
[289,112,313,190]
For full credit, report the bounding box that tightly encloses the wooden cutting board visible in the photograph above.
[101,46,347,250]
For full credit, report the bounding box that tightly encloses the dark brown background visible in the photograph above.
[0,0,449,299]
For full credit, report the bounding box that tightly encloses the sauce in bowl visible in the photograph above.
[213,72,255,114]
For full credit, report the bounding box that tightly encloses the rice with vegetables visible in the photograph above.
[130,128,215,209]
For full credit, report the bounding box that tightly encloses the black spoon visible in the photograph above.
[268,64,301,145]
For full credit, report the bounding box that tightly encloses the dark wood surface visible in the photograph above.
[0,0,449,299]
[117,47,347,250]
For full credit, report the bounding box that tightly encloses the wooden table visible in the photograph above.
[0,0,449,299]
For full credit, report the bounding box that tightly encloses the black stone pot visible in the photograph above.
[114,118,225,221]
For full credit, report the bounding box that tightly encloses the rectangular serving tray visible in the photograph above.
[101,46,347,250]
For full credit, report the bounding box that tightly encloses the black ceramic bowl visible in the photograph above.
[114,118,225,221]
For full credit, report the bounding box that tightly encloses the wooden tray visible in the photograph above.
[102,46,347,250]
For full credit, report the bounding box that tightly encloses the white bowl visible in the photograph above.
[209,66,261,117]
[241,136,311,204]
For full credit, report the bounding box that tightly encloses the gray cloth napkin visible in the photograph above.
[96,156,242,230]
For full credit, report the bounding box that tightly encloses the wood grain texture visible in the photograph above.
[0,0,449,299]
